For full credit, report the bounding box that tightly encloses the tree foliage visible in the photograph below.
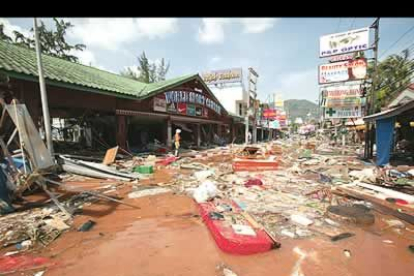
[120,51,170,83]
[0,18,86,63]
[368,48,414,111]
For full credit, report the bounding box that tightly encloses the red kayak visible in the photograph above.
[198,200,279,255]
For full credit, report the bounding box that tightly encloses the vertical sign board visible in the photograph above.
[320,28,370,58]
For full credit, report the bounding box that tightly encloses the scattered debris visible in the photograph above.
[78,220,96,232]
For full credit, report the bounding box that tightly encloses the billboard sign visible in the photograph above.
[320,28,370,57]
[320,83,363,99]
[319,59,367,84]
[201,68,243,85]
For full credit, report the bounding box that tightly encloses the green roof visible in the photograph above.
[0,40,197,99]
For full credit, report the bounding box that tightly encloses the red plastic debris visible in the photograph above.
[198,201,274,255]
[233,159,278,172]
[156,156,177,166]
[244,178,263,188]
[0,255,52,273]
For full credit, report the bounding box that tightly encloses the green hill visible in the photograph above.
[284,99,319,122]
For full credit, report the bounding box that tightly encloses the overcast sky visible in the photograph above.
[1,17,414,103]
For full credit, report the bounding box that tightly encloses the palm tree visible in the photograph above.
[370,48,414,111]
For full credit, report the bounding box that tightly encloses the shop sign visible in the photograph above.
[263,109,277,118]
[164,90,222,115]
[153,97,167,112]
[324,106,362,119]
[195,107,203,116]
[269,120,281,129]
[201,68,243,85]
[324,97,362,108]
[167,102,177,113]
[320,83,363,99]
[177,103,187,115]
[320,27,370,57]
[319,59,367,84]
[329,54,354,63]
[187,104,196,116]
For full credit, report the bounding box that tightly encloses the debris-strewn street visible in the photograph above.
[1,16,414,276]
[1,139,414,276]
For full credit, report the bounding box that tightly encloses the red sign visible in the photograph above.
[177,103,187,115]
[263,109,277,118]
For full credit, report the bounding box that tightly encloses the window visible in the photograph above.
[239,103,243,116]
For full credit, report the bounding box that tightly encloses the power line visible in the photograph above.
[379,24,414,59]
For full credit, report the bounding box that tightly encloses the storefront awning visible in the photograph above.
[364,100,414,122]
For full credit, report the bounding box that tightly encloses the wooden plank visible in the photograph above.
[102,146,119,165]
[334,186,414,225]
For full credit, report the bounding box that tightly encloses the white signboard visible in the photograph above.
[319,59,367,84]
[201,68,243,85]
[320,82,363,99]
[153,97,167,112]
[324,106,362,119]
[320,28,370,58]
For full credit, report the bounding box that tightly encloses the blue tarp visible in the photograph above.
[376,117,395,166]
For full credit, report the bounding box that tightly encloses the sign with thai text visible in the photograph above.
[164,90,222,115]
[319,59,367,84]
[320,28,370,58]
[320,83,363,99]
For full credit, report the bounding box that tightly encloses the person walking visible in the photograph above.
[174,129,181,157]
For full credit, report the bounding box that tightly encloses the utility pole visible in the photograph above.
[245,68,259,144]
[364,17,380,159]
[34,18,54,155]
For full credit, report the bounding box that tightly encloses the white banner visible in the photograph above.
[319,59,367,84]
[320,28,370,58]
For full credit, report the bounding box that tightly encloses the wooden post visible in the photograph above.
[116,115,127,150]
[167,118,172,148]
[196,124,201,147]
